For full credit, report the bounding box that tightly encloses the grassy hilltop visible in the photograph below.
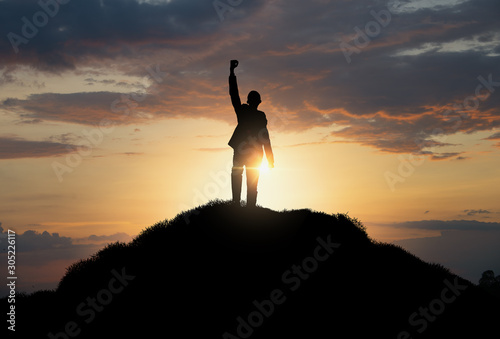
[3,200,499,338]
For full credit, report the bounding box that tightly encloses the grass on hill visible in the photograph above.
[3,200,499,338]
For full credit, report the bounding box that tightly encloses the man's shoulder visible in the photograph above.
[257,110,267,121]
[240,105,267,120]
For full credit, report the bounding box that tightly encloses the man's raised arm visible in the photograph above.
[229,60,241,112]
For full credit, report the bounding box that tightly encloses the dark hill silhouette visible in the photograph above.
[3,200,499,338]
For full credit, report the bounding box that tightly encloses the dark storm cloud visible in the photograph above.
[0,0,267,70]
[1,0,499,155]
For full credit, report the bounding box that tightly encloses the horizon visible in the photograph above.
[1,0,500,297]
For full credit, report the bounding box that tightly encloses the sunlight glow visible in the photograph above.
[259,159,270,173]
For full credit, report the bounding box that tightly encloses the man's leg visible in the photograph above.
[246,168,259,207]
[231,152,243,205]
[245,153,262,208]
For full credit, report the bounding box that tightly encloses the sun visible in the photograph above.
[259,159,270,173]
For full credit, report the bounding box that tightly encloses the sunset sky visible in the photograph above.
[1,0,500,296]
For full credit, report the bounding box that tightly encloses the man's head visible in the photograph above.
[247,90,261,108]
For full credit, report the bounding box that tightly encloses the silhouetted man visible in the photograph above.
[228,60,274,207]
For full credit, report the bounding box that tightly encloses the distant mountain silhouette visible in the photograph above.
[3,200,499,338]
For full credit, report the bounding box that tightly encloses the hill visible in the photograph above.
[3,200,499,338]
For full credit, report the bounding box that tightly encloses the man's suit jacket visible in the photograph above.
[228,74,274,165]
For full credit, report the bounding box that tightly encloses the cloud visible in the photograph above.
[47,133,81,144]
[1,91,160,126]
[483,132,500,140]
[0,135,76,159]
[16,118,43,125]
[85,78,116,86]
[395,228,500,283]
[0,0,499,155]
[391,219,500,231]
[0,226,71,253]
[0,226,132,253]
[430,152,463,160]
[463,209,492,217]
[0,0,267,71]
[0,67,46,89]
[73,232,133,245]
[0,226,134,296]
